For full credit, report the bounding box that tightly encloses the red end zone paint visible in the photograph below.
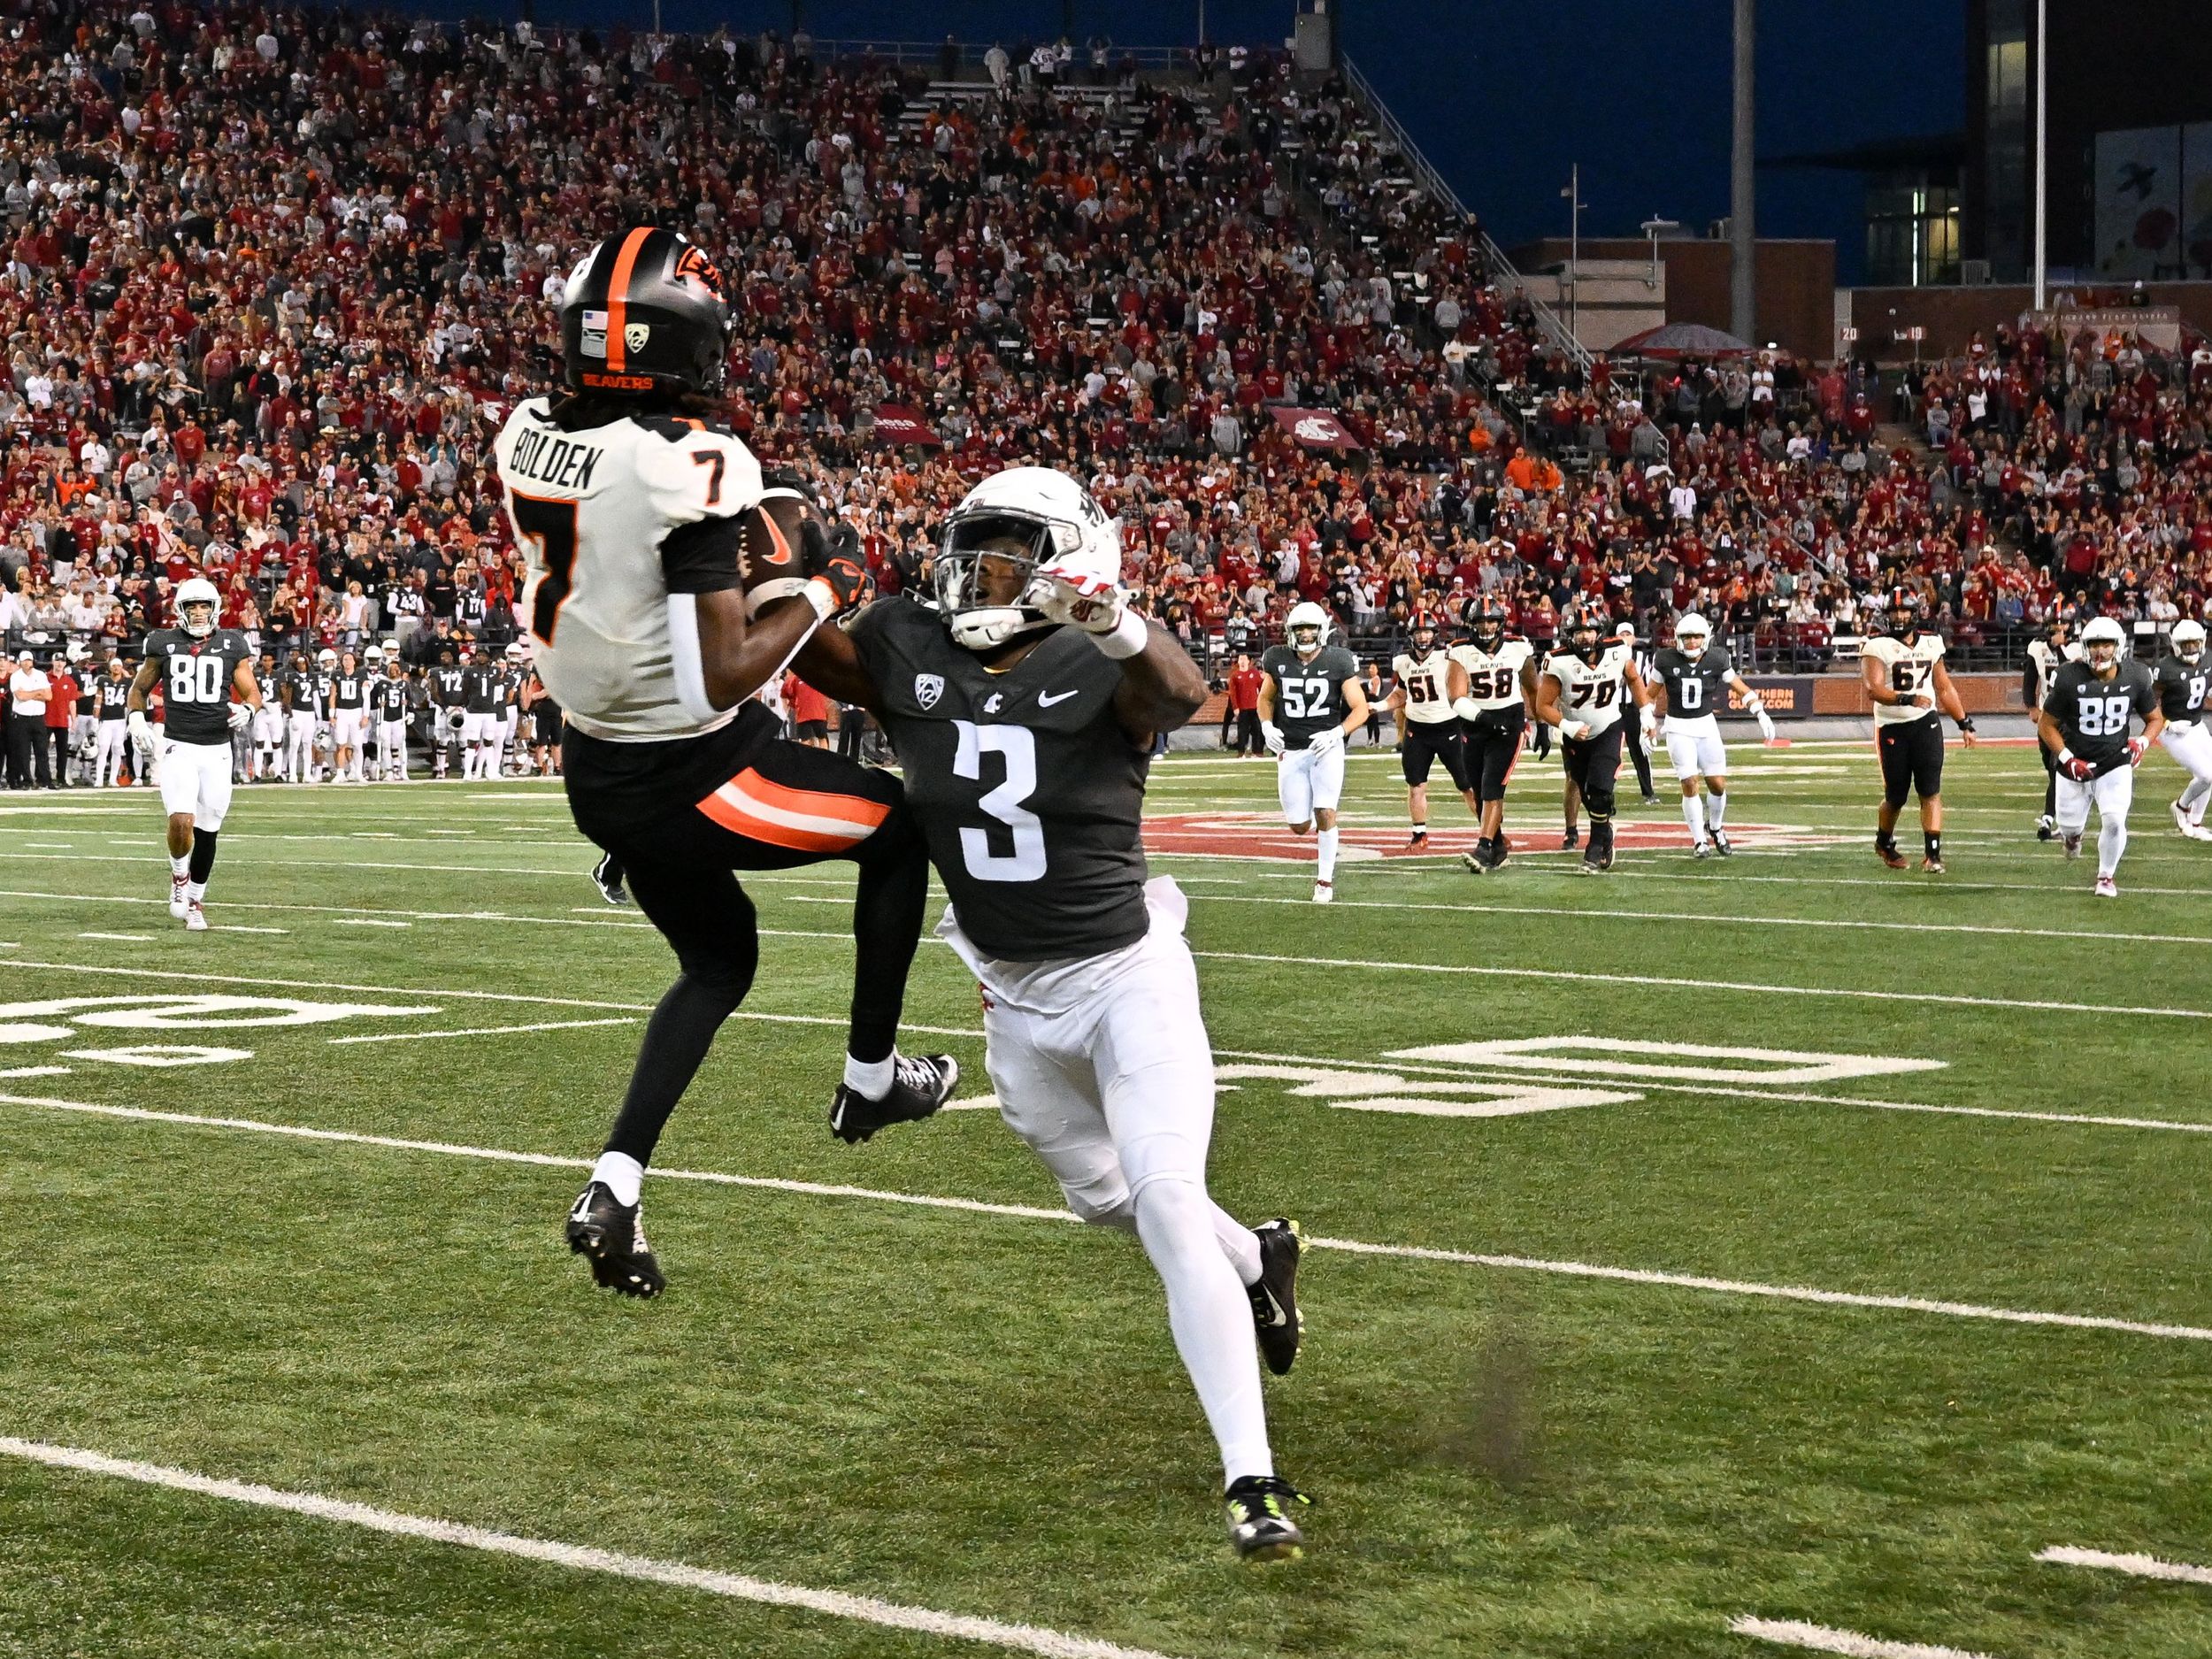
[1142,812,1847,860]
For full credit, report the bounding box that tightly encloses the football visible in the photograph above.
[735,490,822,616]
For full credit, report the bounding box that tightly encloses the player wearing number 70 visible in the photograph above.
[127,576,263,933]
[794,465,1316,1563]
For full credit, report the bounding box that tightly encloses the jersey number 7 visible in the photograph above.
[513,492,580,644]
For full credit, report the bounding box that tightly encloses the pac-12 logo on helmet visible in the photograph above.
[560,227,731,399]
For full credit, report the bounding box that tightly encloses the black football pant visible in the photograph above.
[570,738,930,1168]
[1562,725,1624,867]
[2039,735,2058,818]
[1623,717,1655,799]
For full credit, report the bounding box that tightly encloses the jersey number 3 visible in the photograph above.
[954,720,1047,882]
[513,493,580,645]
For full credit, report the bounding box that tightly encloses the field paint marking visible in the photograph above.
[1192,948,2212,1022]
[214,926,289,935]
[1600,866,2212,901]
[1392,1038,1942,1087]
[0,1066,70,1079]
[77,932,152,942]
[2037,1545,2212,1586]
[1729,1616,1995,1658]
[332,918,411,929]
[11,1091,2212,1346]
[0,886,661,933]
[0,1437,1180,1659]
[330,1018,639,1046]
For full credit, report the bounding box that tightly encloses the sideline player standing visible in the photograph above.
[371,654,412,781]
[92,655,133,785]
[1860,595,1977,872]
[498,227,949,1299]
[1617,620,1660,806]
[124,576,261,930]
[1382,614,1475,848]
[280,649,317,781]
[2041,615,2163,895]
[2153,619,2211,839]
[1448,595,1537,872]
[1532,604,1652,875]
[1646,611,1775,857]
[1259,601,1367,902]
[330,649,367,782]
[2024,612,2080,839]
[795,465,1310,1561]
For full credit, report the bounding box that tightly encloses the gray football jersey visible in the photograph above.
[850,599,1151,962]
[2048,659,2156,772]
[144,627,251,745]
[1260,643,1359,749]
[2154,655,2210,724]
[1651,645,1734,718]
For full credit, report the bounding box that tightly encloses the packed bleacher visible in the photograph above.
[0,0,2207,780]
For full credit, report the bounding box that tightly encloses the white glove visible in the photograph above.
[1563,718,1593,741]
[1639,705,1658,739]
[127,710,151,749]
[1308,726,1344,758]
[1262,721,1286,756]
[1026,562,1125,634]
[1755,708,1777,741]
[227,702,253,732]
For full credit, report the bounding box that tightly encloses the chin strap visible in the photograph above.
[949,606,1050,651]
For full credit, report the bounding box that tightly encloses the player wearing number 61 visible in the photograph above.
[795,464,1315,1563]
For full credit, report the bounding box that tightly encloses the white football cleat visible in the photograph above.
[1310,879,1334,903]
[2093,874,2117,900]
[2190,822,2212,843]
[2174,799,2193,836]
[184,900,208,931]
[168,874,189,918]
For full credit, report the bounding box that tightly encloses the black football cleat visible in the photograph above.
[1225,1475,1310,1562]
[830,1053,959,1144]
[1408,826,1428,848]
[1876,841,1909,870]
[566,1181,664,1298]
[1710,829,1732,856]
[1248,1218,1303,1375]
[589,852,630,906]
[1562,826,1579,850]
[1458,848,1488,875]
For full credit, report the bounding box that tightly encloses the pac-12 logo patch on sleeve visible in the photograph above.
[914,672,945,710]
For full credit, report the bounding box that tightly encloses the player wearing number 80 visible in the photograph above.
[796,465,1314,1562]
[1259,603,1368,902]
[2040,616,2163,896]
[126,575,262,931]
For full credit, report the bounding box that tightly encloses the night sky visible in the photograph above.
[418,0,1965,282]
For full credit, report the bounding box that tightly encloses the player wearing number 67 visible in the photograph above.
[499,227,952,1303]
[794,464,1314,1563]
[1860,595,1977,873]
[2039,615,2163,897]
[126,575,262,933]
[1258,602,1368,902]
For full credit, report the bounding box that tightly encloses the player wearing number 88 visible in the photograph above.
[795,464,1314,1562]
[2039,615,2164,896]
[126,575,262,931]
[1258,601,1368,902]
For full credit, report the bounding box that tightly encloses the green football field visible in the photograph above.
[2,737,2208,1659]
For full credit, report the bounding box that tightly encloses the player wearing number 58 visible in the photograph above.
[794,464,1315,1562]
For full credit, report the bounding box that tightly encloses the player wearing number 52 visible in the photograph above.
[127,576,263,932]
[1859,595,1977,874]
[497,227,953,1303]
[1258,601,1368,903]
[795,465,1316,1563]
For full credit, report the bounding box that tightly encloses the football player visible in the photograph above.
[794,464,1310,1562]
[1381,613,1475,848]
[311,647,339,781]
[1259,601,1367,902]
[2041,615,2163,895]
[1647,612,1775,857]
[1617,620,1661,806]
[1448,595,1537,872]
[502,227,949,1300]
[1532,604,1652,875]
[279,649,318,781]
[91,654,133,786]
[1860,595,1977,872]
[429,649,467,778]
[124,576,262,930]
[2024,612,2081,839]
[330,649,367,782]
[2154,619,2211,840]
[371,653,412,781]
[250,651,283,781]
[458,647,508,780]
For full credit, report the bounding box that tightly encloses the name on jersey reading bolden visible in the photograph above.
[504,428,605,493]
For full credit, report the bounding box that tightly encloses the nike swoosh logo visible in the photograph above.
[1036,688,1080,707]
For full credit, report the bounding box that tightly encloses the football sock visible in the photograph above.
[591,1150,645,1209]
[604,940,759,1165]
[844,805,930,1066]
[1315,827,1339,882]
[2181,775,2211,818]
[2098,816,2126,877]
[169,853,190,878]
[2043,773,2058,818]
[1705,791,1727,830]
[842,1051,895,1101]
[185,880,206,903]
[1133,1179,1273,1486]
[1924,831,1942,861]
[188,828,219,883]
[1210,1203,1263,1286]
[1681,795,1706,842]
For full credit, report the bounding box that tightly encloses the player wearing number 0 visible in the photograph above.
[1448,595,1537,872]
[1259,603,1367,902]
[497,226,950,1301]
[1533,605,1652,875]
[1647,612,1775,857]
[795,464,1311,1562]
[125,576,262,932]
[1380,614,1476,848]
[2154,619,2212,840]
[1860,595,1977,872]
[2041,616,2163,896]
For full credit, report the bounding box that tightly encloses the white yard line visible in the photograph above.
[0,1436,1177,1659]
[2035,1545,2212,1586]
[1729,1616,1995,1658]
[331,918,411,929]
[329,1018,640,1046]
[7,1089,2210,1346]
[77,932,152,942]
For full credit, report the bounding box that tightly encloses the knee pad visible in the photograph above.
[1585,787,1616,819]
[1061,1168,1135,1227]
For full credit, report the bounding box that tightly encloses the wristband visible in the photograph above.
[1956,715,1975,733]
[801,576,838,621]
[1094,607,1148,660]
[2058,748,2075,766]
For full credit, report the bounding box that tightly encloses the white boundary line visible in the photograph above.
[329,1018,639,1046]
[9,1090,2212,1346]
[2035,1545,2212,1586]
[0,1438,1176,1659]
[1728,1616,1994,1658]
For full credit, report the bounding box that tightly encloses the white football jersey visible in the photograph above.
[1543,641,1632,735]
[495,397,764,741]
[1448,637,1533,712]
[1863,631,1947,726]
[1391,647,1458,725]
[2025,636,2081,710]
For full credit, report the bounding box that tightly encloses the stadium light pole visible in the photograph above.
[1731,0,1755,344]
[2032,0,2047,312]
[1562,164,1581,345]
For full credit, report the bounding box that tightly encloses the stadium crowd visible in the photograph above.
[0,0,2208,780]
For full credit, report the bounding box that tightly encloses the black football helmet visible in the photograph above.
[1893,592,1930,641]
[1410,613,1439,652]
[1565,604,1605,660]
[559,227,731,398]
[1470,595,1509,649]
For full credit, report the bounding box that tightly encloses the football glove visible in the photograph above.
[1755,708,1777,741]
[1027,562,1126,634]
[1562,718,1593,742]
[1307,726,1344,759]
[1262,721,1286,756]
[1532,724,1552,759]
[2126,734,2147,767]
[227,703,253,731]
[2058,749,2096,781]
[1639,705,1659,740]
[126,710,151,749]
[800,519,868,612]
